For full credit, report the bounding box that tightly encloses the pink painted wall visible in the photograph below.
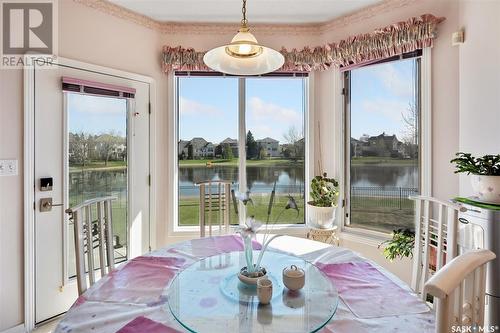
[0,69,24,331]
[0,1,167,329]
[458,0,500,196]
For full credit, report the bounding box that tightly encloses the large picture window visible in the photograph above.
[344,54,421,233]
[177,74,307,227]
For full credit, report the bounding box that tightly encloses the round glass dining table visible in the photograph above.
[54,235,435,333]
[166,251,338,333]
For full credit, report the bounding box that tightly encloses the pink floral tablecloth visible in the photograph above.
[55,235,434,333]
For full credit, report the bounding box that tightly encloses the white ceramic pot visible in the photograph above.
[307,202,337,229]
[470,175,500,204]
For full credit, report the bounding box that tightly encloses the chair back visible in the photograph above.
[66,196,116,295]
[410,196,467,300]
[424,249,496,333]
[197,180,232,237]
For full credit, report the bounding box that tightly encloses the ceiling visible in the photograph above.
[108,0,384,24]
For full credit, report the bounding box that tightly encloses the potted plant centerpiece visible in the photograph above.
[307,173,339,228]
[451,152,500,204]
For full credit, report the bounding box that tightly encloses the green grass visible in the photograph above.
[69,160,126,172]
[350,196,414,233]
[179,194,305,226]
[179,158,303,168]
[351,157,417,166]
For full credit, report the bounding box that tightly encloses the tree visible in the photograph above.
[222,143,234,160]
[246,131,258,159]
[69,132,93,167]
[179,151,186,160]
[258,146,267,160]
[215,144,223,158]
[96,131,122,166]
[283,126,304,160]
[401,103,418,158]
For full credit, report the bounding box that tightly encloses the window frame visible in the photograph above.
[173,73,311,234]
[340,50,432,238]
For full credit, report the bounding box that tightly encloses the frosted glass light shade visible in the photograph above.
[203,30,284,76]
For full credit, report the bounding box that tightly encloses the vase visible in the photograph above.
[238,266,267,285]
[470,175,500,204]
[307,202,337,228]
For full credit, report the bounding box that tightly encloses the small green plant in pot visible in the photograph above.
[379,229,415,261]
[451,152,500,204]
[307,173,339,228]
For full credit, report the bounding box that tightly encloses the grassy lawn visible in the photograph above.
[70,160,127,172]
[350,196,415,233]
[351,157,417,166]
[179,158,303,168]
[179,194,305,226]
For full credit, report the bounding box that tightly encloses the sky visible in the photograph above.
[68,93,127,136]
[178,77,305,144]
[67,58,417,144]
[350,58,418,140]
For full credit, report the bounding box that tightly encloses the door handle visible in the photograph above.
[40,198,64,212]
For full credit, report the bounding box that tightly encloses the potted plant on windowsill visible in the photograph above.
[451,152,500,204]
[378,229,415,261]
[379,229,445,273]
[307,173,339,229]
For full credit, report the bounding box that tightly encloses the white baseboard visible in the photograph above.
[1,324,26,333]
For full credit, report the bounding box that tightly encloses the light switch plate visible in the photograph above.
[0,159,18,176]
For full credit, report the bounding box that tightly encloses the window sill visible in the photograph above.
[339,227,391,247]
[167,224,392,249]
[170,223,309,238]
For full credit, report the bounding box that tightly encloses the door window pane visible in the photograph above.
[245,78,305,224]
[67,93,128,277]
[347,58,420,233]
[177,77,239,226]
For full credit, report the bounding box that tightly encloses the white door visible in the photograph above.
[32,60,151,324]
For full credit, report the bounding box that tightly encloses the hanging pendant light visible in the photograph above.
[203,0,285,75]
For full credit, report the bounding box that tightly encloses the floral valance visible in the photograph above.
[162,14,445,73]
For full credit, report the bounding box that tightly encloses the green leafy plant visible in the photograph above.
[450,152,500,176]
[379,229,415,261]
[309,173,339,207]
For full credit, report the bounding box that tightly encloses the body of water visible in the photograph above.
[179,165,305,196]
[351,164,418,188]
[178,164,418,197]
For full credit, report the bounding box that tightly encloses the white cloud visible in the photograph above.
[247,97,303,141]
[362,99,408,122]
[250,125,274,139]
[179,97,222,116]
[373,63,414,98]
[69,94,126,114]
[248,97,301,124]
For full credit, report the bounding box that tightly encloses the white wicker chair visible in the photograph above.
[66,196,116,295]
[410,196,467,300]
[425,249,496,333]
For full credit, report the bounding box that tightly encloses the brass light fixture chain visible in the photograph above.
[241,0,248,28]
